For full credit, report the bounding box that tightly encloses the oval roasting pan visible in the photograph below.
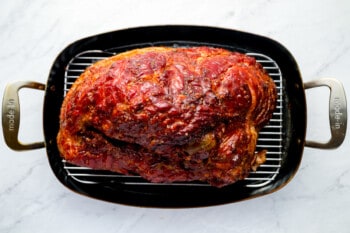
[2,25,347,207]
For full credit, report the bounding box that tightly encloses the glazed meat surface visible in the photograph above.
[57,46,277,187]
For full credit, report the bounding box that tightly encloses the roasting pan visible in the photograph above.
[2,25,347,207]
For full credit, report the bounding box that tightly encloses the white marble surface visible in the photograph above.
[1,0,349,232]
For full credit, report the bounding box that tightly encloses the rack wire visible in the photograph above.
[62,49,284,188]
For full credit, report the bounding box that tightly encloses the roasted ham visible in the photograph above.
[57,46,277,187]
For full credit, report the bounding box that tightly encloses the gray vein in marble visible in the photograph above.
[314,45,350,76]
[1,190,71,233]
[25,19,61,59]
[117,213,147,233]
[0,165,36,198]
[324,169,350,193]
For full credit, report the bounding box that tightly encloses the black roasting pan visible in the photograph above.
[2,25,347,207]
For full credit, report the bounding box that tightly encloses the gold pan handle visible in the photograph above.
[2,81,46,151]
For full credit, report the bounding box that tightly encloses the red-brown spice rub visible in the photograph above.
[57,46,277,187]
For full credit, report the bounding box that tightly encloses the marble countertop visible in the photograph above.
[1,0,349,232]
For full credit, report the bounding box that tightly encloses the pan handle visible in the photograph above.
[2,81,46,151]
[304,78,347,149]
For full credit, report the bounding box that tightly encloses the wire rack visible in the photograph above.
[62,49,284,188]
